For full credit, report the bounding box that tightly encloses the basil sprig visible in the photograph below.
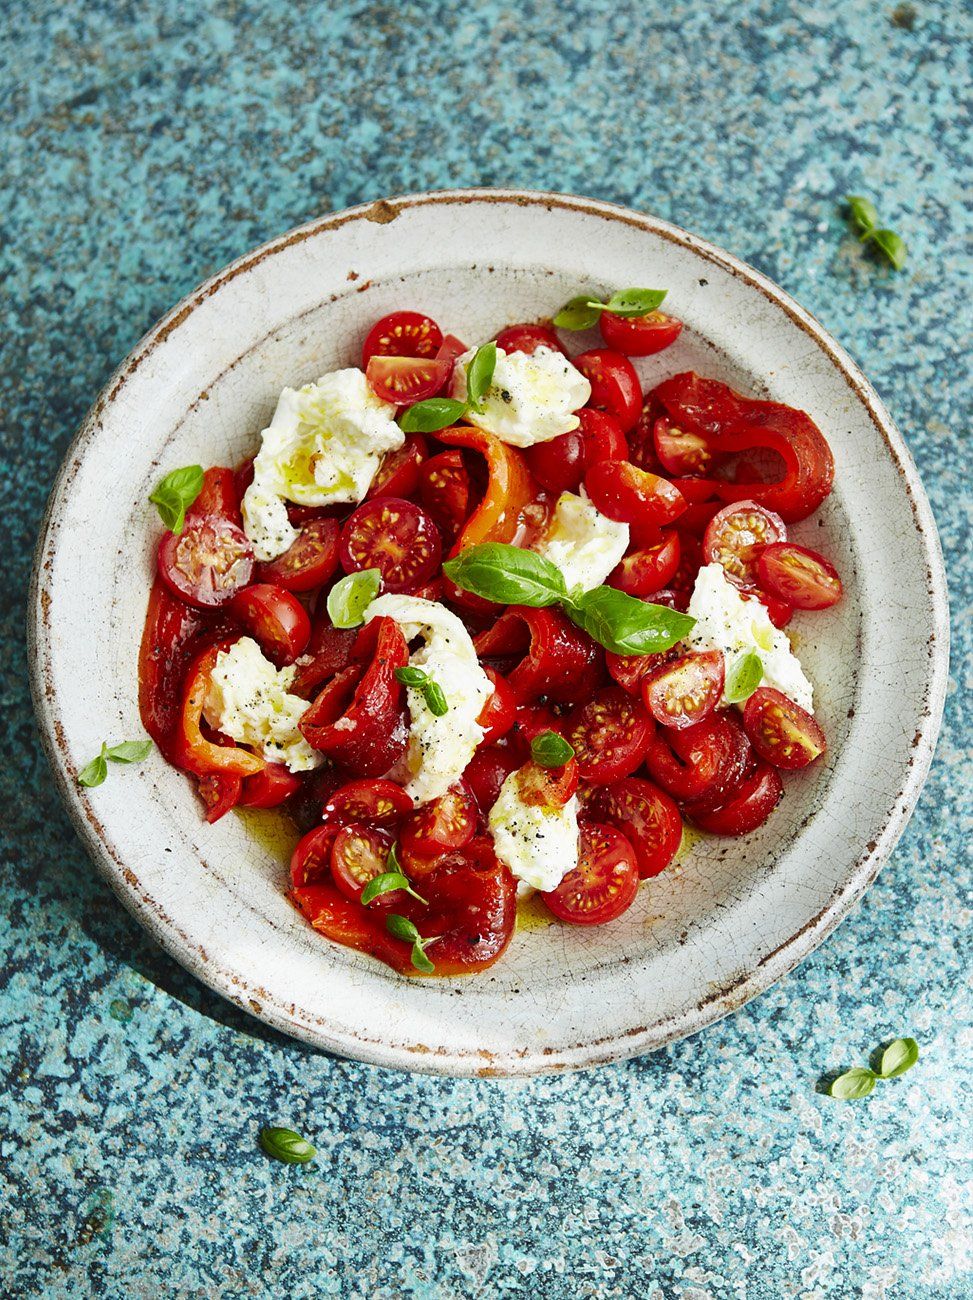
[395,665,449,717]
[554,288,668,330]
[443,544,694,656]
[530,730,575,768]
[258,1126,316,1165]
[827,1036,920,1100]
[149,465,204,534]
[386,914,437,973]
[79,739,153,788]
[398,342,497,434]
[361,845,428,906]
[724,651,763,704]
[845,194,907,270]
[327,569,381,628]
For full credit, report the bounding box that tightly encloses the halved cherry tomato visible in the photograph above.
[642,650,725,731]
[339,497,441,593]
[158,515,254,609]
[573,349,643,432]
[743,688,827,770]
[600,310,683,356]
[174,641,266,778]
[584,459,685,530]
[400,780,478,870]
[366,434,428,501]
[255,517,340,593]
[322,777,414,825]
[588,777,682,879]
[239,762,302,808]
[290,824,341,887]
[510,702,561,749]
[361,310,442,365]
[653,416,716,476]
[644,711,752,806]
[477,668,517,746]
[331,822,395,903]
[228,583,311,666]
[290,621,358,698]
[495,322,565,355]
[541,822,639,925]
[198,770,242,823]
[515,757,579,808]
[474,606,604,706]
[671,530,702,596]
[365,355,450,406]
[628,398,664,472]
[419,450,472,546]
[703,501,787,589]
[686,761,783,836]
[756,592,794,629]
[605,645,679,696]
[564,686,654,785]
[756,542,842,610]
[608,532,681,597]
[189,466,242,525]
[463,744,522,813]
[525,408,627,494]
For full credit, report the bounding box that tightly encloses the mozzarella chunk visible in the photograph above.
[687,563,814,712]
[535,490,630,592]
[365,595,492,805]
[242,369,403,561]
[203,637,321,772]
[488,768,580,892]
[450,345,590,447]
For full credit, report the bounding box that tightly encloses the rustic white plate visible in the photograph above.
[29,190,948,1075]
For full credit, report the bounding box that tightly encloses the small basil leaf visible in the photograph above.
[399,397,468,434]
[327,569,381,628]
[411,941,435,974]
[530,730,575,768]
[724,651,763,705]
[846,194,878,234]
[395,666,428,687]
[878,1037,919,1079]
[828,1067,877,1100]
[553,296,603,331]
[867,228,907,270]
[442,543,567,608]
[565,587,696,656]
[465,342,497,412]
[386,913,421,945]
[421,680,449,717]
[258,1126,316,1165]
[105,739,154,764]
[78,744,108,789]
[149,465,204,534]
[361,871,411,906]
[386,842,403,873]
[603,288,668,318]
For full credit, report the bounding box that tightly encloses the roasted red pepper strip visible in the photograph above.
[651,372,834,523]
[174,641,266,778]
[474,606,604,706]
[437,425,537,550]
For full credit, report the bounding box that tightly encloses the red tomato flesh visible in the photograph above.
[255,517,340,593]
[365,355,450,406]
[587,777,682,878]
[642,650,725,731]
[645,711,753,806]
[686,761,783,836]
[290,824,341,887]
[477,667,517,746]
[653,417,716,477]
[322,777,414,826]
[361,310,442,365]
[703,500,787,589]
[331,822,395,903]
[366,434,428,501]
[756,542,843,610]
[565,686,654,785]
[419,450,473,546]
[240,762,302,809]
[339,497,442,593]
[515,757,579,809]
[228,583,311,666]
[400,781,478,864]
[742,688,827,770]
[158,515,254,609]
[541,822,639,925]
[495,323,565,355]
[584,459,685,530]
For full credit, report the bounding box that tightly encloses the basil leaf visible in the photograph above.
[422,680,449,717]
[878,1037,919,1079]
[149,465,204,534]
[395,666,428,687]
[530,730,575,768]
[258,1126,316,1165]
[78,744,108,789]
[361,871,411,906]
[465,342,497,412]
[399,397,468,434]
[553,296,602,331]
[724,651,763,705]
[565,587,696,656]
[105,739,153,764]
[846,194,878,234]
[829,1067,877,1100]
[603,288,667,318]
[867,228,907,270]
[387,842,403,873]
[443,543,567,608]
[327,569,381,628]
[386,913,420,945]
[411,941,435,974]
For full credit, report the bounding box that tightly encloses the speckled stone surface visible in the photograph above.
[2,1,971,1296]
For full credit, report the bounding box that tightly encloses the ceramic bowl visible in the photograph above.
[29,190,948,1075]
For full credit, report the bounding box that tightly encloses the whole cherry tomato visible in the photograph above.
[494,322,565,355]
[573,349,643,432]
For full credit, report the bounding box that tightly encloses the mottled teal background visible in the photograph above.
[2,1,971,1296]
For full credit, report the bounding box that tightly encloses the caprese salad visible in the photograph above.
[138,290,841,977]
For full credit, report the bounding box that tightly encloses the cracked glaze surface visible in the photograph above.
[3,1,971,1297]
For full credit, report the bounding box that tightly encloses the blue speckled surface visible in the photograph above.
[2,1,971,1295]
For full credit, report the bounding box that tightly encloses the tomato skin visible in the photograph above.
[477,667,517,746]
[587,777,682,879]
[495,322,565,355]
[239,762,302,808]
[174,641,266,779]
[435,333,468,365]
[198,770,242,823]
[645,711,753,806]
[290,825,342,887]
[322,777,414,825]
[331,822,395,903]
[291,880,410,970]
[158,515,255,610]
[642,650,725,731]
[400,780,478,867]
[653,416,716,477]
[254,517,340,593]
[756,542,842,610]
[686,761,783,836]
[365,354,450,405]
[600,310,683,356]
[190,466,242,525]
[573,349,643,432]
[474,606,604,706]
[628,398,664,472]
[564,686,655,785]
[541,821,639,925]
[419,450,473,546]
[584,459,685,530]
[366,434,428,501]
[515,757,579,808]
[756,592,794,629]
[607,531,681,597]
[742,688,827,770]
[524,408,625,495]
[703,500,787,589]
[228,583,311,666]
[339,497,442,594]
[463,743,522,814]
[361,310,443,365]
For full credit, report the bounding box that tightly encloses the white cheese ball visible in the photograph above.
[488,768,580,892]
[450,345,591,447]
[535,491,630,593]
